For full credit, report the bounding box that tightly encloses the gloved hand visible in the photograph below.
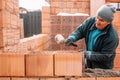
[83,51,91,69]
[65,38,73,46]
[84,51,92,59]
[82,55,87,69]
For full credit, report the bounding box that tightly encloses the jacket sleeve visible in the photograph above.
[88,37,119,62]
[67,17,91,42]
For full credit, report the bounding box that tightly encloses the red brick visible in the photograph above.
[0,53,25,76]
[97,77,120,80]
[0,0,6,10]
[54,51,83,76]
[0,77,10,80]
[12,78,39,80]
[114,54,120,68]
[42,6,50,13]
[25,52,53,76]
[113,67,120,70]
[106,0,120,2]
[0,10,11,28]
[40,78,65,80]
[71,77,95,80]
[42,13,50,20]
[42,27,51,34]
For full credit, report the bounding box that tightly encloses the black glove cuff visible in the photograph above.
[65,38,73,46]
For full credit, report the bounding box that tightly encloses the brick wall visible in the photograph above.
[0,51,83,77]
[106,0,120,2]
[50,15,88,50]
[0,0,20,51]
[42,0,90,51]
[3,34,50,53]
[41,0,120,70]
[50,0,90,15]
[0,0,50,52]
[42,6,51,34]
[113,11,120,70]
[0,51,119,80]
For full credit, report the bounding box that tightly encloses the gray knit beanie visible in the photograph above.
[96,4,116,22]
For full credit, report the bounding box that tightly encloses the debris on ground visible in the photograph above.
[82,68,120,77]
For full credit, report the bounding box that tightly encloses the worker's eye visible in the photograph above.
[96,16,107,22]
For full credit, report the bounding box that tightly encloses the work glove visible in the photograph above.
[65,38,73,46]
[84,51,92,59]
[83,51,91,69]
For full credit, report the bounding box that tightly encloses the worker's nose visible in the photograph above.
[96,18,100,24]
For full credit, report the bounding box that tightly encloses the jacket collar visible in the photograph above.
[89,23,112,35]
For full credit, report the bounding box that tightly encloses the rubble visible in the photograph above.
[82,68,120,77]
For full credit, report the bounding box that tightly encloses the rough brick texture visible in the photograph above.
[25,52,54,76]
[0,53,25,76]
[106,0,120,2]
[54,51,83,76]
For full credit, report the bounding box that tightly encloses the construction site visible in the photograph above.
[0,0,120,80]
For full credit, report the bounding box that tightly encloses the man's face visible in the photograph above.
[95,16,110,30]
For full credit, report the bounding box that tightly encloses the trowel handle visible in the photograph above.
[70,43,78,47]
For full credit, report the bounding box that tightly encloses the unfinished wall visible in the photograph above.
[0,0,20,52]
[0,51,119,80]
[49,15,88,50]
[42,0,90,51]
[50,0,90,15]
[0,0,120,79]
[0,0,50,52]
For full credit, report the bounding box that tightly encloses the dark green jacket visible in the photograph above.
[68,16,119,69]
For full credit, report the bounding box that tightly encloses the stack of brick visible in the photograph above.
[112,11,120,70]
[4,34,50,53]
[0,0,20,51]
[0,0,50,53]
[0,51,83,77]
